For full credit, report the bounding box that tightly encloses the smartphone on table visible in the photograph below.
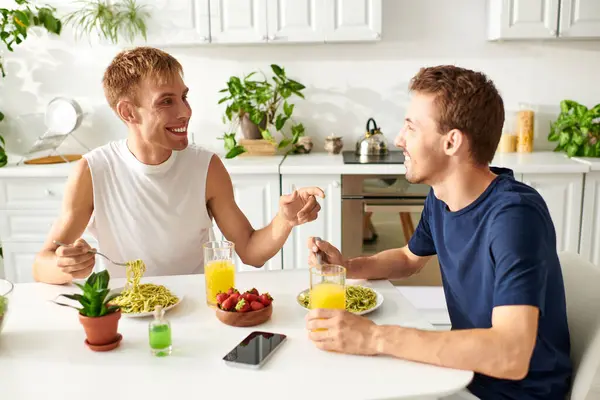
[223,331,287,369]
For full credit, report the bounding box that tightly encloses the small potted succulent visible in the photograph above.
[55,270,122,351]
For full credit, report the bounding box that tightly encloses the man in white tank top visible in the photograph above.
[32,47,324,284]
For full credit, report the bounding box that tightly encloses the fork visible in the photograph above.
[52,240,128,267]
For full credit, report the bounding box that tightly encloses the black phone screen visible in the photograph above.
[223,331,287,367]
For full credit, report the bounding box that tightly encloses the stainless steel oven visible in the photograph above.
[341,175,442,286]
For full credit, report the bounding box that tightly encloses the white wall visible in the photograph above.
[1,0,600,158]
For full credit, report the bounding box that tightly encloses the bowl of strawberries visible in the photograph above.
[215,287,274,327]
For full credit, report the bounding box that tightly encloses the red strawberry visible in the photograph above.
[227,287,239,296]
[220,296,237,311]
[250,301,265,311]
[258,293,273,306]
[248,288,259,296]
[229,292,241,303]
[235,299,252,313]
[216,292,229,305]
[242,292,259,303]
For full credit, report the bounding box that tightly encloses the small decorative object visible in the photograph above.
[516,103,534,153]
[294,136,313,154]
[54,270,123,352]
[218,64,306,158]
[548,100,600,157]
[64,0,150,44]
[149,305,172,357]
[324,134,343,155]
[214,287,274,327]
[17,97,90,165]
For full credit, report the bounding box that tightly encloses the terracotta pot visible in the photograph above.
[79,309,121,346]
[240,113,267,140]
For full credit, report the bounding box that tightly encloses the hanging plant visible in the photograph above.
[63,0,149,44]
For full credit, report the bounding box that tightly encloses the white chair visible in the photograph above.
[559,251,600,400]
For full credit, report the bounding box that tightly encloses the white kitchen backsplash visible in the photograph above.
[1,0,600,158]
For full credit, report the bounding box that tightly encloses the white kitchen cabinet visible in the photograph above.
[559,0,600,38]
[281,174,341,270]
[521,173,584,253]
[209,0,268,43]
[579,172,600,267]
[211,174,283,272]
[266,0,328,43]
[487,0,560,40]
[136,0,211,46]
[323,0,382,42]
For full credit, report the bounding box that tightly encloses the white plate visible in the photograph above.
[296,285,384,316]
[109,286,184,318]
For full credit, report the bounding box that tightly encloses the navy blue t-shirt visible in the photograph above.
[408,167,572,400]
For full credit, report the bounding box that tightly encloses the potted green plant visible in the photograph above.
[0,0,63,168]
[548,100,600,157]
[218,64,307,158]
[55,270,122,351]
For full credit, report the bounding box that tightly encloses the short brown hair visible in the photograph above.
[408,65,504,165]
[102,46,183,109]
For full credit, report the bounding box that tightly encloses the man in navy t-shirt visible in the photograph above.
[305,65,572,400]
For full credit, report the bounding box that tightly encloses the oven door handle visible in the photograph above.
[364,203,424,213]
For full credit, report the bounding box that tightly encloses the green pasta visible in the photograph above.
[299,285,378,313]
[109,259,179,314]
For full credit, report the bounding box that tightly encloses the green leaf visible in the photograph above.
[271,64,284,77]
[261,129,274,142]
[288,80,305,91]
[0,111,4,122]
[275,114,287,131]
[583,144,595,157]
[560,100,578,114]
[60,293,85,303]
[283,101,294,117]
[105,305,120,314]
[566,144,579,157]
[96,270,109,289]
[104,293,121,305]
[573,132,585,146]
[249,109,264,126]
[223,133,236,150]
[280,88,292,99]
[278,138,291,149]
[225,146,246,159]
[559,131,571,147]
[218,96,230,104]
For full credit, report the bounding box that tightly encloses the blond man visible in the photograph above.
[33,47,323,284]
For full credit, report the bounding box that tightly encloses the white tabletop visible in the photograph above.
[0,270,473,400]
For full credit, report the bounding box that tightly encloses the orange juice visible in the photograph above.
[310,282,346,310]
[204,260,235,306]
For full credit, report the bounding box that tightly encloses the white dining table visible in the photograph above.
[0,270,473,400]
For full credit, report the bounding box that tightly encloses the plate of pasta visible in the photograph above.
[108,259,184,318]
[296,285,383,316]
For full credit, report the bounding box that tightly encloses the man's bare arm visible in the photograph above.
[32,159,95,284]
[206,156,312,267]
[346,245,432,280]
[373,305,539,380]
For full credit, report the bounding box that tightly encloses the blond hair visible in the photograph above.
[102,46,183,109]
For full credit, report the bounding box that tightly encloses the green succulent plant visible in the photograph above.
[56,270,120,317]
[548,100,600,158]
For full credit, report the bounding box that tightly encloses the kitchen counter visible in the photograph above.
[572,157,600,171]
[280,151,591,175]
[0,154,284,177]
[280,153,407,175]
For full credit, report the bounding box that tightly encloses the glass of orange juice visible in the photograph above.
[309,264,346,311]
[203,240,235,307]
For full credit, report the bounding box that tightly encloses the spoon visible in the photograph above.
[52,240,128,267]
[313,236,323,265]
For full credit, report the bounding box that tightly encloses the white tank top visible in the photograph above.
[83,139,215,278]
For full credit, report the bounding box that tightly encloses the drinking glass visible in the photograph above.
[203,240,235,307]
[309,264,346,310]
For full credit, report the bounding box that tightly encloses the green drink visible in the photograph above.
[148,306,172,357]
